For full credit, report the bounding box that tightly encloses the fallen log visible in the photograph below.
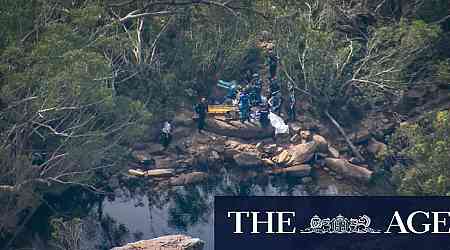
[325,158,373,183]
[325,110,365,162]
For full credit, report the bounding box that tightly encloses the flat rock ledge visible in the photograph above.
[111,235,205,250]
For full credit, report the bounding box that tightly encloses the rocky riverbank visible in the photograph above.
[125,109,395,193]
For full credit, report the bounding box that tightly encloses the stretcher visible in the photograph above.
[207,104,239,120]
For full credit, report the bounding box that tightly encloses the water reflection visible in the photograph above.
[98,167,325,250]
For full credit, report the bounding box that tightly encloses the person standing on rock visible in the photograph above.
[267,49,279,79]
[268,91,282,115]
[251,73,262,105]
[194,97,208,133]
[287,84,296,121]
[269,76,280,96]
[238,89,251,123]
[160,120,172,150]
[258,105,270,128]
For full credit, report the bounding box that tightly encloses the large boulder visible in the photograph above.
[367,138,387,157]
[278,134,328,166]
[233,152,263,167]
[111,235,204,250]
[205,118,273,139]
[325,158,373,183]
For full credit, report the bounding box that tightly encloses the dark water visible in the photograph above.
[21,165,364,250]
[91,167,357,250]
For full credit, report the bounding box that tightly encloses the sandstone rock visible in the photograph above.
[312,134,329,153]
[206,118,273,139]
[367,138,387,157]
[285,142,316,166]
[128,169,175,177]
[273,150,291,164]
[111,235,204,250]
[351,129,371,144]
[271,165,312,177]
[170,172,209,186]
[325,158,373,183]
[233,152,263,167]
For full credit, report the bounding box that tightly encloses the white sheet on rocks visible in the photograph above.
[268,112,289,135]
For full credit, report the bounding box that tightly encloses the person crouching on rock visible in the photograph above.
[160,120,172,150]
[194,97,208,133]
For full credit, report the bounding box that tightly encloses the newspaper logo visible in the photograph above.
[300,214,381,234]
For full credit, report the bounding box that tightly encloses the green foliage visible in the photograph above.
[388,111,450,195]
[50,217,83,250]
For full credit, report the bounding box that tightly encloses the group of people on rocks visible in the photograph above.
[159,43,297,149]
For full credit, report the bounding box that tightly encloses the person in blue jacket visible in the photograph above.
[251,73,262,105]
[238,89,251,123]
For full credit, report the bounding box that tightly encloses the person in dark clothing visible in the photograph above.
[244,69,253,86]
[160,121,172,149]
[269,77,280,96]
[251,73,262,105]
[287,85,296,121]
[258,106,270,128]
[238,90,251,123]
[194,98,208,133]
[267,49,279,79]
[268,91,282,115]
